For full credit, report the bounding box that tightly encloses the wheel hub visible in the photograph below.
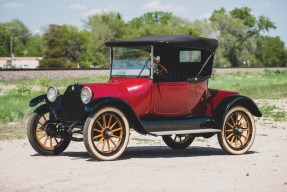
[103,128,112,139]
[233,125,243,136]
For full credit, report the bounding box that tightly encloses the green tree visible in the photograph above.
[128,12,198,37]
[40,24,89,68]
[0,19,31,57]
[256,36,286,67]
[210,7,278,67]
[84,12,126,68]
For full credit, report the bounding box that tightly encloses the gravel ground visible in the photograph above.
[0,102,287,192]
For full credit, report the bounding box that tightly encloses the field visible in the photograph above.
[0,69,287,192]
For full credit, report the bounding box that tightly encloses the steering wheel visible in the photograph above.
[153,58,168,75]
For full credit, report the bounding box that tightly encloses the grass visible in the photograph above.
[209,70,287,99]
[0,70,286,140]
[260,105,286,122]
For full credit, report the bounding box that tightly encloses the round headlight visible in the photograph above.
[81,87,92,104]
[47,86,58,102]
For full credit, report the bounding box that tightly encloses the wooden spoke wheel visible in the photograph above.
[162,134,195,149]
[218,106,256,155]
[83,107,130,161]
[27,105,71,155]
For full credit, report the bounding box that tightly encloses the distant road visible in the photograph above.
[0,67,286,81]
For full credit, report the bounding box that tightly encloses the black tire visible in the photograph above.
[217,106,256,155]
[83,107,130,161]
[162,134,195,149]
[27,105,71,155]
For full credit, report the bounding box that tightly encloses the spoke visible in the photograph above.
[38,121,43,126]
[43,136,49,146]
[241,134,247,140]
[112,128,122,133]
[112,135,120,139]
[43,115,48,122]
[93,134,103,140]
[54,137,59,144]
[110,120,119,130]
[96,120,104,130]
[235,113,240,124]
[93,128,102,133]
[103,115,107,128]
[50,137,53,148]
[235,137,238,148]
[238,137,243,146]
[226,122,233,129]
[96,138,103,147]
[226,129,233,132]
[110,138,117,148]
[226,133,233,139]
[36,128,45,132]
[230,115,236,125]
[107,115,112,127]
[38,133,47,140]
[107,140,111,152]
[179,136,182,142]
[230,136,235,145]
[101,139,106,152]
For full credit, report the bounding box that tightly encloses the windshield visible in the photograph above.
[111,46,151,77]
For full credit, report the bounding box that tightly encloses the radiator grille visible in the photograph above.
[62,84,85,122]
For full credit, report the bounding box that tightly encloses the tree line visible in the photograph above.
[0,7,286,68]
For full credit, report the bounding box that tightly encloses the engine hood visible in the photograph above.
[82,78,153,115]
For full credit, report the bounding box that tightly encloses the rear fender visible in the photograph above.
[85,97,150,135]
[213,95,262,129]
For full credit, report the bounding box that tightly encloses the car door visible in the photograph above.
[154,82,187,115]
[186,79,208,116]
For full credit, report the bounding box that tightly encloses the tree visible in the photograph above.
[0,19,31,57]
[256,36,286,67]
[84,12,126,68]
[128,12,199,37]
[40,25,89,68]
[210,7,278,67]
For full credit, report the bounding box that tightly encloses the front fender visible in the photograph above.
[213,95,262,129]
[85,97,150,135]
[29,94,47,107]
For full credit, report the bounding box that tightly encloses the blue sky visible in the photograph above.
[0,0,286,44]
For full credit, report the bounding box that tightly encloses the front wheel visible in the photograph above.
[27,105,71,155]
[162,134,195,149]
[83,107,130,161]
[217,106,256,155]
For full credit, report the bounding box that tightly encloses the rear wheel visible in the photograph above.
[217,106,256,155]
[83,107,130,161]
[162,134,195,149]
[27,105,71,155]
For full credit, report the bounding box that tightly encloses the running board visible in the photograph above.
[150,129,221,136]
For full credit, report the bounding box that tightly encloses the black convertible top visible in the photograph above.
[105,35,218,53]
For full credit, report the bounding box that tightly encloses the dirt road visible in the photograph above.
[1,100,287,192]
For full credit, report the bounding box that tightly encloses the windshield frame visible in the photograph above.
[109,46,153,78]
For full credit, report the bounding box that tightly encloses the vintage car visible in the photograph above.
[27,35,262,161]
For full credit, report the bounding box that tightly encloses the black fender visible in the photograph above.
[213,95,262,130]
[85,97,150,135]
[29,94,47,107]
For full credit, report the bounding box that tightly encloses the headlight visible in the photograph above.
[47,86,58,102]
[81,87,92,104]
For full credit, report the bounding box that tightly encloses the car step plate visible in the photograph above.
[150,128,221,136]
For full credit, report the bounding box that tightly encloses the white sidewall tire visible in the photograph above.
[83,107,130,161]
[218,106,256,155]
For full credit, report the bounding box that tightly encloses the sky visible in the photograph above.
[0,0,286,45]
